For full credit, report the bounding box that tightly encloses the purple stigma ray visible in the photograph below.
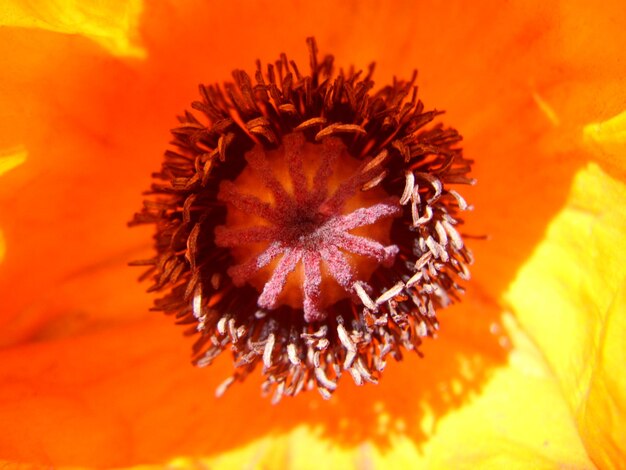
[332,232,397,266]
[302,251,323,322]
[245,148,294,212]
[214,225,278,247]
[258,248,302,309]
[309,138,339,206]
[215,134,401,321]
[218,181,281,224]
[319,245,356,291]
[286,135,309,205]
[327,200,400,232]
[227,241,284,286]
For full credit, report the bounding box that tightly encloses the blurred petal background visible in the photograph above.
[0,0,625,468]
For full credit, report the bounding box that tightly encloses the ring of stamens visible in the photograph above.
[131,38,475,401]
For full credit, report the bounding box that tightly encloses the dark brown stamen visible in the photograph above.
[131,37,474,402]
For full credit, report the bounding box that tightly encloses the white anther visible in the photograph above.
[415,252,432,270]
[413,205,433,227]
[215,376,235,398]
[362,170,388,191]
[344,350,357,370]
[400,171,415,205]
[354,282,376,310]
[227,318,238,342]
[448,189,468,210]
[263,333,275,368]
[416,172,442,201]
[417,321,428,337]
[442,219,464,250]
[317,387,332,400]
[459,262,471,280]
[317,338,330,350]
[435,220,448,246]
[236,326,247,339]
[315,367,337,391]
[348,366,363,386]
[355,358,377,384]
[337,323,357,353]
[271,382,285,405]
[425,236,449,262]
[375,282,405,305]
[406,271,424,288]
[412,184,422,205]
[192,288,203,320]
[313,350,321,368]
[217,317,227,335]
[287,343,301,365]
[362,149,388,174]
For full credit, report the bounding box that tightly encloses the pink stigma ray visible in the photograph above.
[216,134,401,322]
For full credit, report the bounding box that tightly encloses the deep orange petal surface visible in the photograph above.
[1,0,625,467]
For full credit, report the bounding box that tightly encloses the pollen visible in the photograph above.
[131,38,474,402]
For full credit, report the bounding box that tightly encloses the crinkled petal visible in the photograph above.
[0,298,593,468]
[162,313,593,470]
[507,159,626,468]
[0,24,163,346]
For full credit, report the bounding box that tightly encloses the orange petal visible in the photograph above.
[1,0,624,467]
[0,26,160,345]
[0,300,593,468]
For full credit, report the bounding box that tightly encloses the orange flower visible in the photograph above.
[1,0,625,468]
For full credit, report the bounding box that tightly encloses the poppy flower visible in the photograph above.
[0,0,625,468]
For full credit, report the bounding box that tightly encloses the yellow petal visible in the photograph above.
[507,162,626,468]
[0,0,145,57]
[584,110,626,177]
[0,147,27,265]
[0,229,5,266]
[0,147,27,178]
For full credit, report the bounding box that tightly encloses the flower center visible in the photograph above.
[279,210,326,246]
[215,133,401,322]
